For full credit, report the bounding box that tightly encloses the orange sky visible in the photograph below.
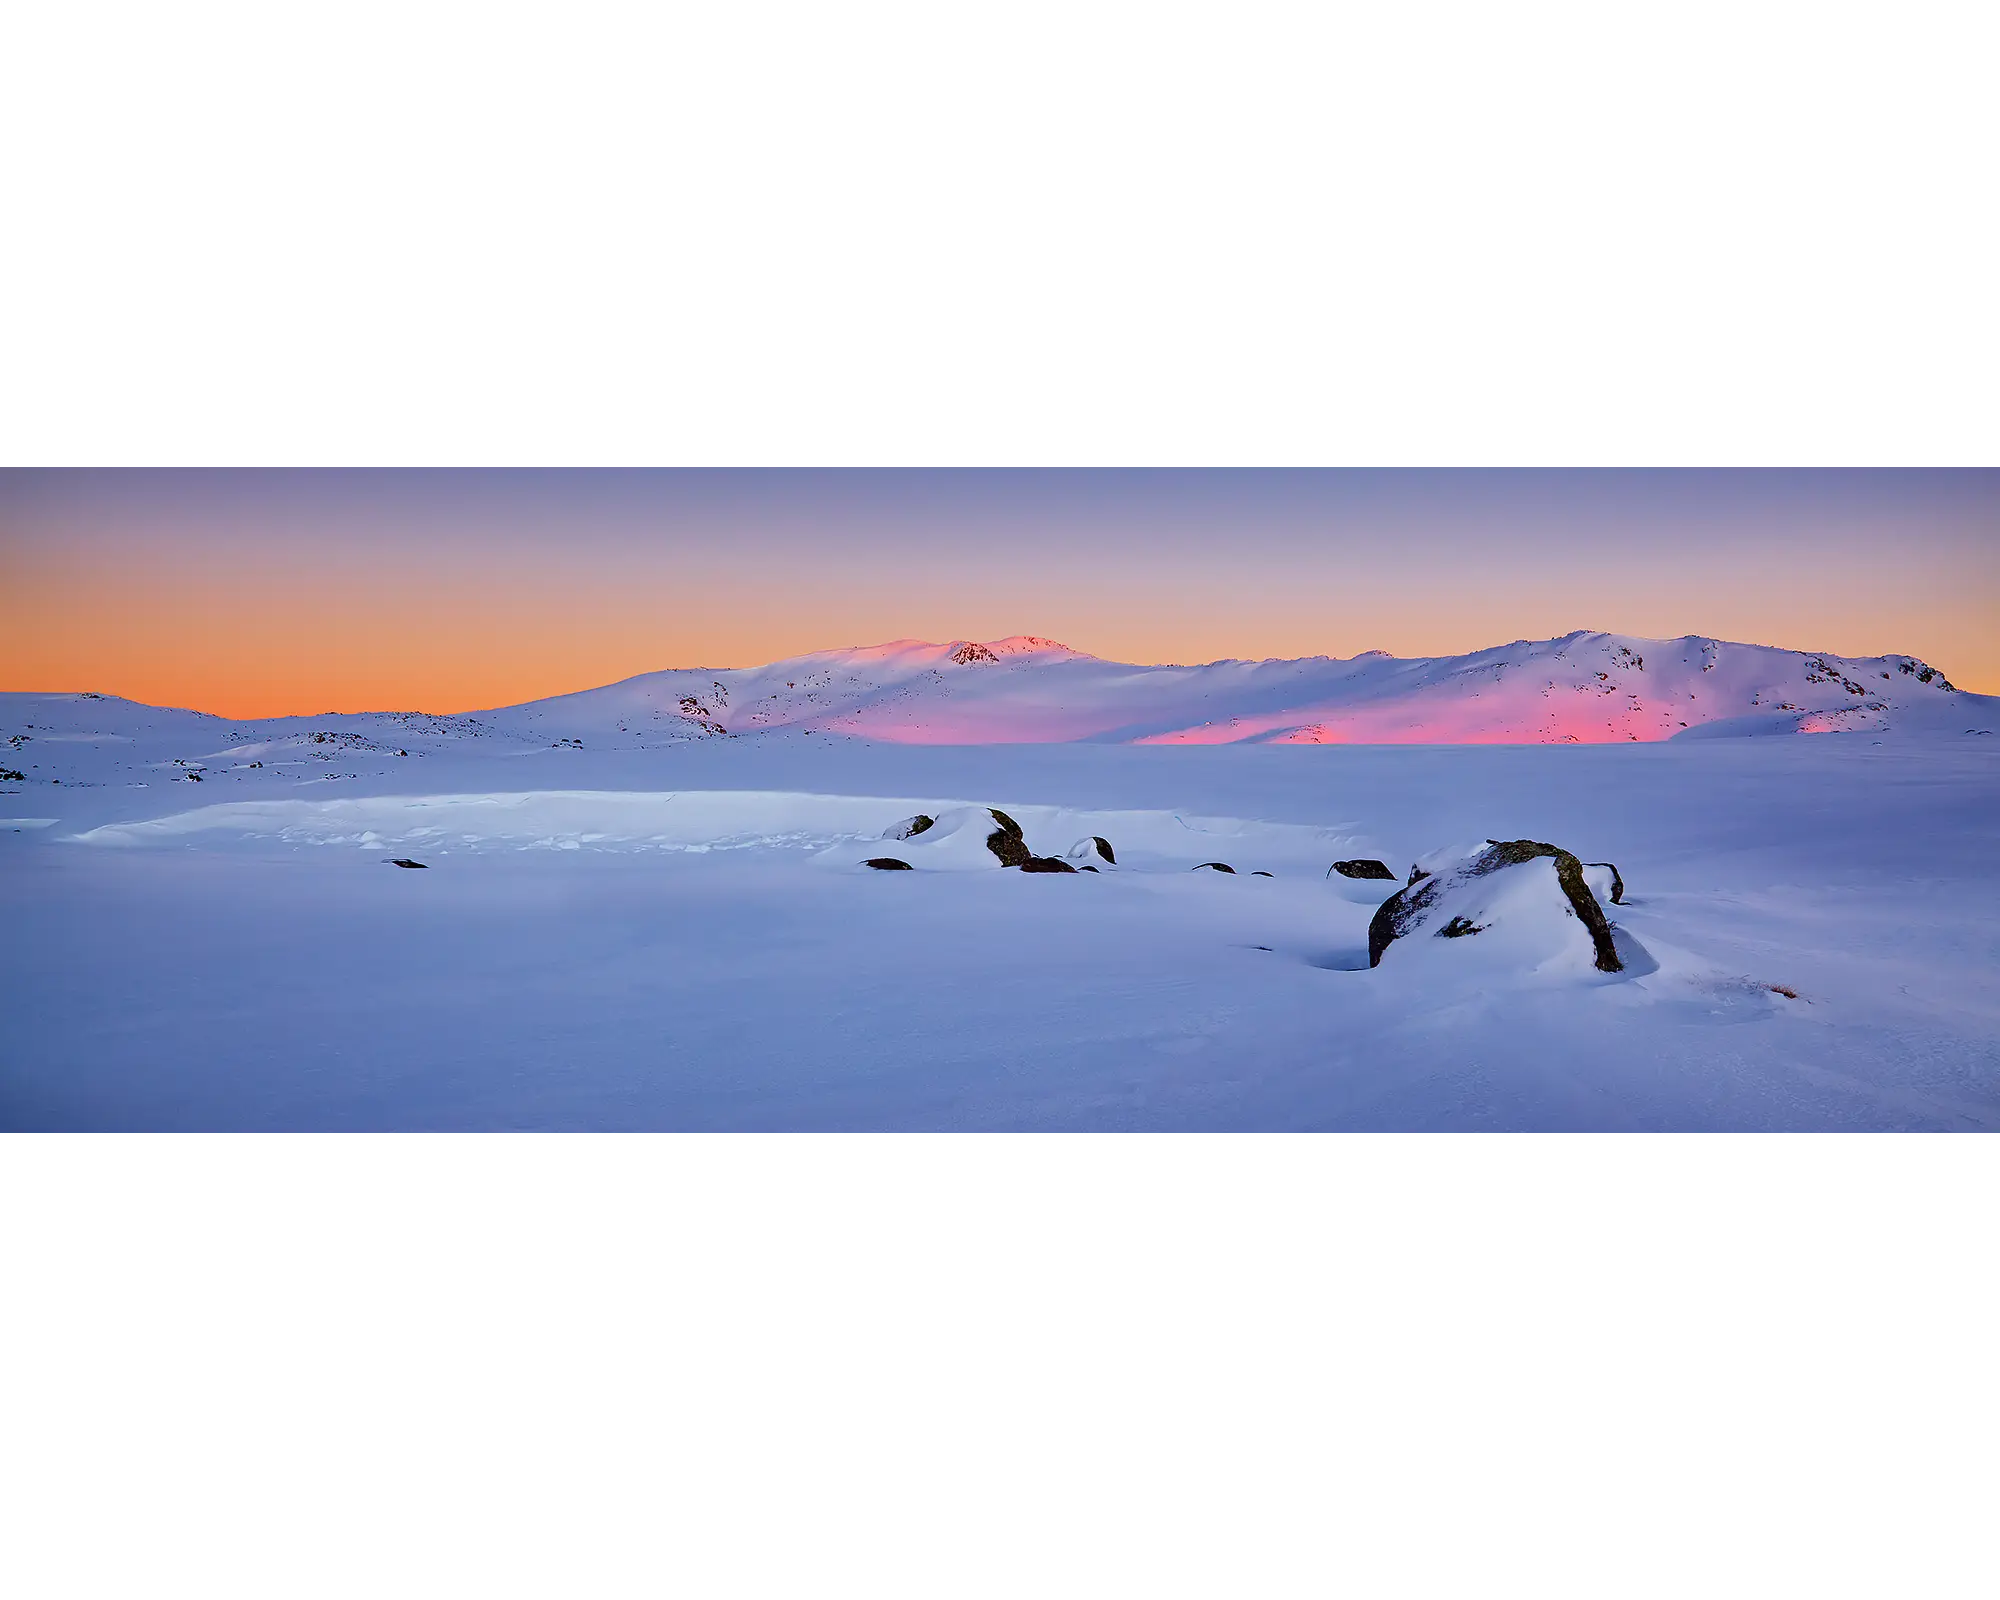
[4,470,1995,715]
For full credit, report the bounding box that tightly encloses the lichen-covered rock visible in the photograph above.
[884,814,935,840]
[1329,858,1396,881]
[864,857,914,870]
[1367,838,1621,973]
[1193,862,1236,874]
[984,808,1032,867]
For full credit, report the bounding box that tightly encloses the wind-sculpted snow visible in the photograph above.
[4,728,1998,1129]
[4,628,1997,1130]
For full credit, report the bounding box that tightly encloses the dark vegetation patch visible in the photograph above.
[1193,862,1235,873]
[385,858,429,869]
[864,857,913,870]
[1330,858,1396,881]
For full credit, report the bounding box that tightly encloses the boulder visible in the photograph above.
[1019,856,1078,873]
[864,857,913,870]
[984,808,1032,868]
[1066,835,1117,867]
[1329,858,1396,881]
[1367,839,1622,973]
[884,814,935,840]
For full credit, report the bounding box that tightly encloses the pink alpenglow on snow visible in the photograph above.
[466,630,1982,749]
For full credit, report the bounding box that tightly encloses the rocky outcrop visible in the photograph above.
[1584,862,1626,904]
[1367,839,1621,972]
[1193,862,1236,874]
[864,857,914,870]
[1019,856,1078,873]
[885,814,935,840]
[1329,858,1396,881]
[1066,835,1117,866]
[984,808,1032,867]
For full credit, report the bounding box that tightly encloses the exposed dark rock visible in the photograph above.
[1437,916,1485,938]
[1329,858,1396,881]
[1585,862,1626,904]
[385,858,429,869]
[1078,864,1100,872]
[1193,862,1235,874]
[1020,856,1077,873]
[1251,870,1273,877]
[885,814,935,840]
[864,857,913,870]
[1090,835,1116,864]
[1407,864,1430,885]
[984,808,1032,867]
[1368,838,1621,972]
[950,643,999,664]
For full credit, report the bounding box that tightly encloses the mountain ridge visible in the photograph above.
[5,635,1990,785]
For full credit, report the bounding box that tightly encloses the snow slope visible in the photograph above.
[3,630,1995,1131]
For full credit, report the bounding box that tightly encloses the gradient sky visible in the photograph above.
[3,470,1995,716]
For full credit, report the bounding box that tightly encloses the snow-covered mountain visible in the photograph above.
[496,630,1981,747]
[2,631,1989,794]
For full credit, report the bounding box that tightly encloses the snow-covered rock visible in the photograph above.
[1367,839,1623,974]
